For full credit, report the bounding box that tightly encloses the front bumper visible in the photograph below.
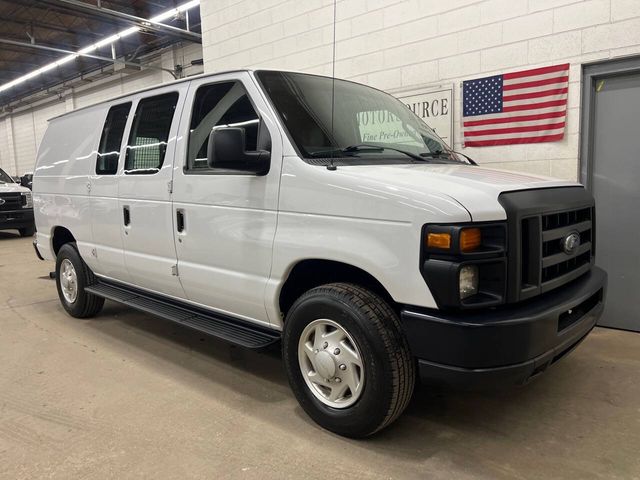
[401,266,607,387]
[0,208,34,230]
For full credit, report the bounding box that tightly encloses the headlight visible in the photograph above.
[21,192,32,208]
[421,222,507,308]
[425,226,483,253]
[459,265,479,299]
[424,224,506,255]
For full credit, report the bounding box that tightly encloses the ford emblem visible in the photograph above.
[562,232,581,255]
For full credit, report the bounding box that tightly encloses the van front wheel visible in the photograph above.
[283,283,415,437]
[55,244,104,318]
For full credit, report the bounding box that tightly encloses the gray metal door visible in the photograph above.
[589,72,640,331]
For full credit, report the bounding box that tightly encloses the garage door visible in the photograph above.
[586,68,640,331]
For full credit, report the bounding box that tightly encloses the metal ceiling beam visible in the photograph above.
[1,15,144,52]
[3,17,104,41]
[0,44,63,60]
[0,38,178,78]
[39,0,202,43]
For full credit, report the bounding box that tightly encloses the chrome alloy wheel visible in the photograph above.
[59,258,78,304]
[298,319,365,408]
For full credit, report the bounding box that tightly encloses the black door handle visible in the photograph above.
[176,209,185,233]
[123,206,130,226]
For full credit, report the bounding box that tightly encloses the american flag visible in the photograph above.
[462,63,569,147]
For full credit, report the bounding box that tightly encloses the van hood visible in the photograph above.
[0,182,29,194]
[339,163,580,221]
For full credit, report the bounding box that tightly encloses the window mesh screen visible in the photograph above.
[125,92,178,173]
[132,137,162,169]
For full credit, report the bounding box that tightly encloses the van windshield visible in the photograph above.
[256,71,463,165]
[0,168,13,184]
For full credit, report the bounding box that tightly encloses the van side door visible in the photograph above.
[171,72,283,325]
[118,85,188,299]
[89,101,133,283]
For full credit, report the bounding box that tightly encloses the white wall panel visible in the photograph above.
[0,119,10,174]
[12,112,37,175]
[74,78,125,109]
[114,70,161,96]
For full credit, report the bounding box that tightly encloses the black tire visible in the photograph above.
[19,225,35,237]
[55,243,104,318]
[283,283,415,438]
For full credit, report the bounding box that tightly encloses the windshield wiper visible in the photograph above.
[310,144,426,162]
[452,150,478,165]
[420,150,454,159]
[309,145,380,157]
[347,144,429,162]
[421,149,478,166]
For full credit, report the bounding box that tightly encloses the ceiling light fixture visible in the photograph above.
[0,0,200,95]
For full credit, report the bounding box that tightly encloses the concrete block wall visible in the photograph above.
[200,0,640,180]
[0,42,203,176]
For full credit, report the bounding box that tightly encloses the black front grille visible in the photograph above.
[534,206,594,292]
[0,193,22,211]
[499,187,595,304]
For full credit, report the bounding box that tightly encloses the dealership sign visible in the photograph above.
[393,84,454,146]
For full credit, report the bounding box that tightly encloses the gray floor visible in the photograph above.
[1,233,639,480]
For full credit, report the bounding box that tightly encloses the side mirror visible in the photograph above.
[207,127,270,175]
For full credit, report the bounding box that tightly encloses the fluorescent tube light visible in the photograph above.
[0,0,200,95]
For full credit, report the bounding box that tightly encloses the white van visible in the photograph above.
[33,70,607,437]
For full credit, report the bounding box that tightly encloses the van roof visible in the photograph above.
[49,68,360,121]
[50,68,253,120]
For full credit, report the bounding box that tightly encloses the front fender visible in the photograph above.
[264,211,437,328]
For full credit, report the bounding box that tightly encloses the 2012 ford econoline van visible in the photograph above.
[33,70,607,437]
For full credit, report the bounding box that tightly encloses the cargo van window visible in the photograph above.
[125,92,178,174]
[186,81,259,171]
[96,102,131,175]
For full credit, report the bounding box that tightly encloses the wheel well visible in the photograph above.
[279,259,396,318]
[51,226,76,256]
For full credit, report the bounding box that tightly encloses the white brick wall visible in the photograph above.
[11,112,37,176]
[200,0,640,180]
[0,43,203,176]
[0,120,10,175]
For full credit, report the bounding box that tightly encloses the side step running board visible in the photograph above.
[85,280,281,349]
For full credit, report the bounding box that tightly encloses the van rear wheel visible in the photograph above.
[283,283,415,437]
[55,244,104,318]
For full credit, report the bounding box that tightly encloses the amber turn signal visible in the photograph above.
[427,232,451,250]
[460,228,482,252]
